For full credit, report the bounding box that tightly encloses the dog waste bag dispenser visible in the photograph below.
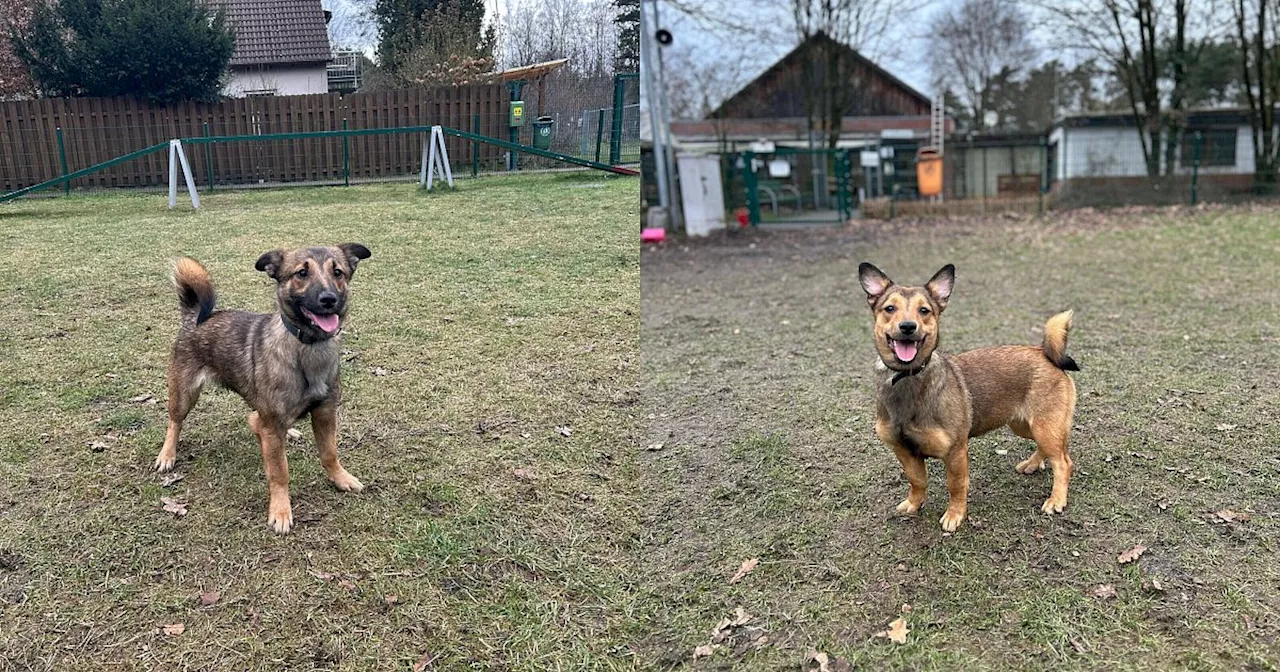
[509,101,526,127]
[916,147,943,197]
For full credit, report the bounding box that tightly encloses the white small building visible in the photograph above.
[215,0,332,97]
[1050,109,1253,180]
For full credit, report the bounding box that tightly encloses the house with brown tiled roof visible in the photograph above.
[214,0,332,97]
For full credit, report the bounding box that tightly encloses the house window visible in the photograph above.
[1181,128,1237,167]
[244,89,277,98]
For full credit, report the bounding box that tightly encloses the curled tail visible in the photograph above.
[172,257,216,327]
[1042,310,1080,371]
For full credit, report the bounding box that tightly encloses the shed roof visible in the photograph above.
[212,0,331,67]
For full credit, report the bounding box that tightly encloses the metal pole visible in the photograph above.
[1191,131,1201,205]
[1038,136,1047,215]
[982,146,988,213]
[743,151,760,225]
[203,122,215,190]
[342,118,350,187]
[650,0,681,231]
[595,108,606,164]
[640,3,671,223]
[472,113,480,178]
[56,126,69,196]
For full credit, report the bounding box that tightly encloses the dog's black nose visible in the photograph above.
[318,291,338,308]
[898,321,917,335]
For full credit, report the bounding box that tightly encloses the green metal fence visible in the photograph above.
[725,147,854,226]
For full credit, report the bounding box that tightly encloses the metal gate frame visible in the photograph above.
[733,147,854,226]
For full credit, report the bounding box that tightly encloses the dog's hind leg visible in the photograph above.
[155,367,204,472]
[1010,419,1047,474]
[249,411,293,534]
[310,403,364,493]
[1027,417,1072,514]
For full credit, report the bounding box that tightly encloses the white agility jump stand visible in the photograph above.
[168,139,200,209]
[419,125,454,190]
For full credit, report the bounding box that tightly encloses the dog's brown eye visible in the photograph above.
[919,306,930,315]
[884,305,896,313]
[333,268,344,278]
[296,267,309,278]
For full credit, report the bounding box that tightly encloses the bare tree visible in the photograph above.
[1233,0,1280,189]
[500,0,619,75]
[790,0,929,148]
[0,0,36,98]
[1043,0,1204,177]
[928,0,1036,131]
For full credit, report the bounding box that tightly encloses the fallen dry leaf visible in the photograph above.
[160,497,188,517]
[197,591,220,606]
[384,594,399,606]
[160,623,185,636]
[129,393,155,403]
[729,558,759,584]
[556,426,573,437]
[876,617,909,644]
[371,366,388,377]
[806,650,853,672]
[1215,423,1237,431]
[901,603,913,613]
[1088,584,1117,599]
[1211,509,1250,523]
[645,442,665,451]
[88,440,109,453]
[338,579,357,592]
[1143,577,1165,592]
[512,467,535,481]
[286,428,302,440]
[710,606,753,642]
[412,651,436,671]
[692,643,718,659]
[995,449,1008,456]
[1118,545,1147,564]
[160,473,184,487]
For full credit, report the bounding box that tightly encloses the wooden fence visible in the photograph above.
[0,85,509,192]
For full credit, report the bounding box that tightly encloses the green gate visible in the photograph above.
[725,147,854,226]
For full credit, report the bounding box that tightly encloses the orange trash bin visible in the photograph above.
[916,147,943,197]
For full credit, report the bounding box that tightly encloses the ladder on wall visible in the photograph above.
[930,95,945,201]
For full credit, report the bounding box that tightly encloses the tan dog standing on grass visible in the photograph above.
[858,263,1079,532]
[156,244,372,534]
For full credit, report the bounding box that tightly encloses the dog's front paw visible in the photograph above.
[895,498,922,515]
[1040,496,1067,515]
[329,469,364,493]
[267,498,293,534]
[939,507,965,532]
[154,450,176,473]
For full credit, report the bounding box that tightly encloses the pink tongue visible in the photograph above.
[304,309,340,334]
[892,340,918,362]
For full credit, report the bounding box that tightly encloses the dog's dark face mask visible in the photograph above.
[255,244,372,341]
[858,263,954,371]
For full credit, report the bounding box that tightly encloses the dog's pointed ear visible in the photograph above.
[858,262,893,308]
[338,243,371,272]
[925,264,956,310]
[255,250,284,279]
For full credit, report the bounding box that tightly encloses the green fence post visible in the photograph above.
[743,151,760,225]
[595,108,606,164]
[56,126,69,196]
[1038,136,1047,216]
[203,122,215,190]
[472,114,480,177]
[1190,131,1201,205]
[342,118,350,187]
[610,75,626,164]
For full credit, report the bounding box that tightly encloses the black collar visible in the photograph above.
[891,364,927,385]
[281,314,321,345]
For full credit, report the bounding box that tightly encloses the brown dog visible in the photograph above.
[156,244,372,533]
[858,263,1079,532]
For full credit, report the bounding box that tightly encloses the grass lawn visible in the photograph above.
[0,173,640,669]
[638,208,1280,670]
